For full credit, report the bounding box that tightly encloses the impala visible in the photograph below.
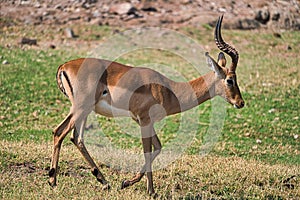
[48,16,244,195]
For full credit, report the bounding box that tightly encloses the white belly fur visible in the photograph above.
[94,100,132,118]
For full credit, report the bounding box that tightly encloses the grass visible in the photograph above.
[1,140,299,199]
[0,21,299,199]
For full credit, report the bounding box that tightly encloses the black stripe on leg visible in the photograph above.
[92,168,104,184]
[49,168,55,177]
[92,168,99,176]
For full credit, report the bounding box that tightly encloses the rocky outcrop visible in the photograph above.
[1,0,299,30]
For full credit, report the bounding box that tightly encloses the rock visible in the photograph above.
[82,1,96,9]
[182,0,192,5]
[256,139,262,144]
[271,10,280,21]
[49,44,56,49]
[218,8,227,13]
[64,28,76,38]
[32,111,38,119]
[236,19,260,30]
[255,8,270,24]
[68,15,81,21]
[24,15,41,25]
[141,6,158,12]
[141,1,158,12]
[109,3,137,15]
[273,32,281,38]
[2,60,9,65]
[1,0,300,30]
[244,132,251,137]
[20,37,37,45]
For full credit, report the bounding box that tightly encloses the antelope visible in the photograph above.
[48,15,244,195]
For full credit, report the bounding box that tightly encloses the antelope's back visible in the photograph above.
[56,58,132,102]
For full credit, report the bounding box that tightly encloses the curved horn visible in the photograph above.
[215,15,239,72]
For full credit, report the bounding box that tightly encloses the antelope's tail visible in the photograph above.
[56,64,73,99]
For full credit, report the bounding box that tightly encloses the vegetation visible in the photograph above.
[0,23,299,199]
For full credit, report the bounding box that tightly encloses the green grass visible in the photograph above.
[0,23,299,199]
[0,47,67,141]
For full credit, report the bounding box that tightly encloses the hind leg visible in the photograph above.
[70,117,110,190]
[49,113,74,187]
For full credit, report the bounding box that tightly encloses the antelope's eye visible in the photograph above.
[226,79,234,86]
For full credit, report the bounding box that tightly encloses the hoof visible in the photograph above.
[48,179,57,188]
[121,180,130,189]
[149,192,159,199]
[48,168,56,187]
[102,183,111,191]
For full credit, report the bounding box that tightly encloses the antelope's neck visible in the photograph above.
[169,71,216,114]
[189,71,217,105]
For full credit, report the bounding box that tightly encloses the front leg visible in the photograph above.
[143,133,162,195]
[143,137,155,195]
[121,123,162,196]
[71,117,110,190]
[121,137,153,193]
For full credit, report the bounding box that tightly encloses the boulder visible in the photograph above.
[109,3,137,15]
[236,19,261,30]
[64,28,76,38]
[255,7,270,24]
[20,37,37,45]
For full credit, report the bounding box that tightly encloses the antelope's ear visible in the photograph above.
[205,52,226,79]
[217,52,226,67]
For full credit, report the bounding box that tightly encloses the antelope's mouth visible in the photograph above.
[234,104,241,109]
[226,98,245,109]
[233,101,245,109]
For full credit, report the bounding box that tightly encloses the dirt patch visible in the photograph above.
[3,161,48,182]
[9,162,37,174]
[1,0,300,30]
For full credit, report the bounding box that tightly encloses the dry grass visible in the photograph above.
[1,140,299,199]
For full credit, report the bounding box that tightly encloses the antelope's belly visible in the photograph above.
[94,100,131,118]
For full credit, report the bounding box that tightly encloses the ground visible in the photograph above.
[1,0,300,30]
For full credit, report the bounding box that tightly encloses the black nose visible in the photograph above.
[240,101,245,108]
